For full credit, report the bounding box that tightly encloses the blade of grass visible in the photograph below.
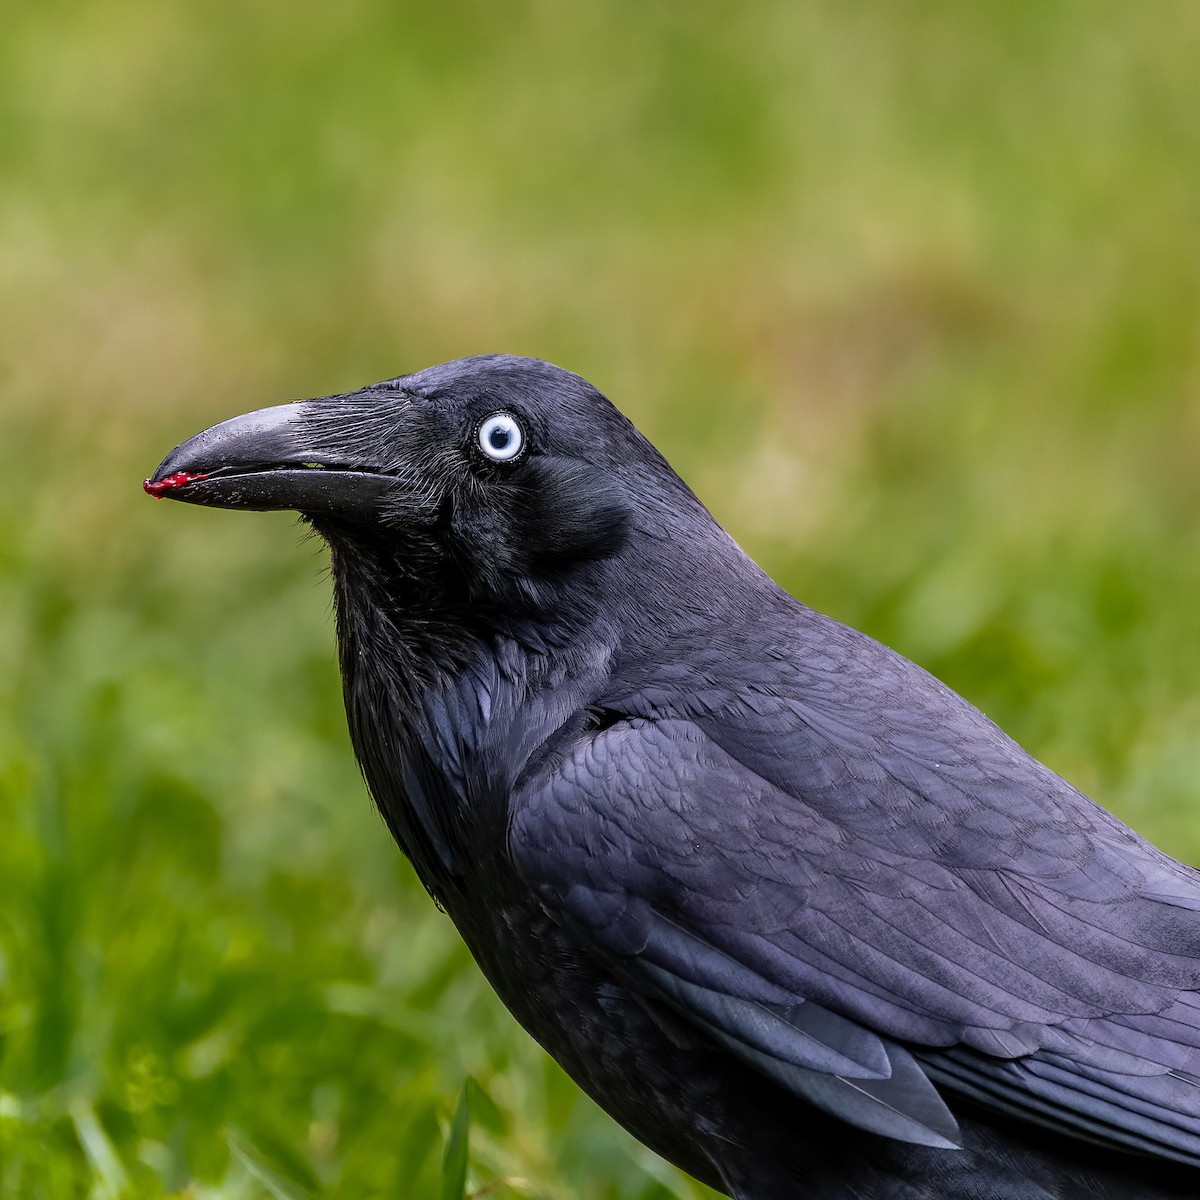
[70,1099,128,1199]
[228,1130,316,1200]
[442,1079,473,1200]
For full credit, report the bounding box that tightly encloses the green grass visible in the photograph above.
[2,2,1200,1196]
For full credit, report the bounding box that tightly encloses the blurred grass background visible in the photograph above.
[1,1,1199,1196]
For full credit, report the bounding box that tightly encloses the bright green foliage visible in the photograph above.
[2,2,1200,1197]
[441,1081,471,1200]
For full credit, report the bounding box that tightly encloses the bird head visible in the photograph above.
[145,355,725,626]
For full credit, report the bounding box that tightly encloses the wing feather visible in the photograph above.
[511,701,1200,1164]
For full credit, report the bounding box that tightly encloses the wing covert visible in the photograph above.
[510,712,1200,1164]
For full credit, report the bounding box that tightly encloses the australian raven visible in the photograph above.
[146,355,1200,1198]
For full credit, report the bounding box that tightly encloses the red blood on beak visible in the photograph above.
[143,471,207,498]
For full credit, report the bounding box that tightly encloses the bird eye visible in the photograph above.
[477,412,525,463]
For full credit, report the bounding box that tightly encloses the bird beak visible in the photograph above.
[144,401,394,516]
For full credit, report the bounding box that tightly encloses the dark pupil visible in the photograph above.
[489,426,511,451]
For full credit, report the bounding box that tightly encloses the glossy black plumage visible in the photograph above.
[147,355,1200,1198]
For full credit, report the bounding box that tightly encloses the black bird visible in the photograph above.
[146,355,1200,1199]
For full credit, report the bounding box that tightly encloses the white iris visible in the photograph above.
[478,413,525,462]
